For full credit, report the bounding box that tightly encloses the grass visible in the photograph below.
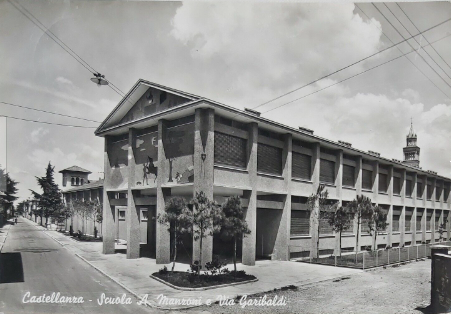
[152,271,256,288]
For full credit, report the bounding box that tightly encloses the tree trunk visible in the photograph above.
[172,227,177,272]
[233,236,237,273]
[355,213,360,263]
[339,230,342,257]
[316,210,320,258]
[199,226,203,275]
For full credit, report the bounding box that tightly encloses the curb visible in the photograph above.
[150,274,258,291]
[0,224,11,253]
[75,254,202,310]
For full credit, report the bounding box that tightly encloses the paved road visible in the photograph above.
[0,218,161,314]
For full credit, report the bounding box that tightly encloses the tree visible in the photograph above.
[0,167,19,221]
[307,185,330,258]
[368,205,388,251]
[157,197,192,272]
[31,163,63,227]
[328,205,352,257]
[16,200,28,216]
[189,191,221,273]
[219,196,251,273]
[347,195,373,254]
[438,218,448,242]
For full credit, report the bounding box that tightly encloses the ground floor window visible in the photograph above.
[290,210,310,236]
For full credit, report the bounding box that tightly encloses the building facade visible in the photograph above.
[95,79,451,265]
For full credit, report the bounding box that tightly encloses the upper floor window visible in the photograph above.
[319,159,335,184]
[393,176,401,195]
[378,173,388,193]
[214,132,247,169]
[362,169,373,190]
[257,143,283,176]
[292,152,311,180]
[342,165,355,187]
[406,180,412,197]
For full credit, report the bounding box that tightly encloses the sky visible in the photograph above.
[0,0,451,203]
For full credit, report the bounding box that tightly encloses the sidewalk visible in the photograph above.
[27,219,361,310]
[0,223,11,253]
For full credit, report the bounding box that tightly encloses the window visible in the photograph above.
[405,208,413,232]
[342,165,355,187]
[76,177,80,185]
[362,169,373,190]
[417,182,423,198]
[214,132,247,168]
[416,210,423,231]
[320,159,335,184]
[392,208,401,232]
[292,152,311,180]
[393,177,401,195]
[118,210,126,221]
[427,183,433,200]
[379,173,388,193]
[141,209,148,222]
[436,185,442,201]
[426,209,433,231]
[319,211,334,235]
[361,212,371,234]
[80,178,84,185]
[71,177,75,186]
[435,210,442,231]
[406,180,412,197]
[257,143,283,175]
[290,210,310,236]
[445,183,450,202]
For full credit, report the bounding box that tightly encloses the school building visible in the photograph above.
[94,79,451,265]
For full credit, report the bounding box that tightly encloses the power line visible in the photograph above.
[261,32,451,115]
[0,101,101,123]
[0,115,97,128]
[381,3,451,82]
[7,0,127,98]
[355,4,451,99]
[396,3,451,73]
[251,15,451,112]
[373,3,451,89]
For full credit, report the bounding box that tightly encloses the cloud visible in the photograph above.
[171,2,382,106]
[56,76,74,86]
[30,127,49,143]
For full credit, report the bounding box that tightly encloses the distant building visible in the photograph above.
[94,79,451,265]
[59,166,92,188]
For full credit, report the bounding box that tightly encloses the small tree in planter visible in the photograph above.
[189,191,221,274]
[347,195,373,254]
[328,205,351,257]
[307,185,330,258]
[219,196,251,273]
[368,206,388,251]
[157,197,192,272]
[438,218,448,242]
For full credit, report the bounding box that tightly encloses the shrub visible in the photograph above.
[205,256,227,276]
[189,261,202,274]
[158,266,168,275]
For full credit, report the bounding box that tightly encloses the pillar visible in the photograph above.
[400,169,406,246]
[310,143,320,259]
[193,108,214,266]
[102,136,115,254]
[387,166,393,247]
[334,150,343,256]
[273,133,292,261]
[156,120,170,264]
[355,156,362,252]
[373,161,379,204]
[126,128,140,259]
[432,178,437,243]
[242,122,258,266]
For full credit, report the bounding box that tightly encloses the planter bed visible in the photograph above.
[151,271,257,289]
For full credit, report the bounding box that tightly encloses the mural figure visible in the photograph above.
[143,156,157,185]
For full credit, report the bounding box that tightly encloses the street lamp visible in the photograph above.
[90,73,109,87]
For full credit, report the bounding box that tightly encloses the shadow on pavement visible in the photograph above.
[0,252,25,283]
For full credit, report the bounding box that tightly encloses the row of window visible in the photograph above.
[290,208,450,236]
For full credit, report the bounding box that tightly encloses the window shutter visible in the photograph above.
[362,170,373,190]
[319,211,334,235]
[426,209,433,231]
[406,180,412,197]
[417,182,423,198]
[416,211,422,231]
[427,184,433,200]
[393,177,401,195]
[436,186,442,201]
[342,165,355,187]
[320,159,335,184]
[290,211,310,236]
[405,208,413,232]
[214,132,247,168]
[292,152,311,180]
[435,211,441,230]
[445,185,450,202]
[257,143,283,175]
[379,173,388,193]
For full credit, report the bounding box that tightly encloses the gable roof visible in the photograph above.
[95,79,202,135]
[59,166,92,174]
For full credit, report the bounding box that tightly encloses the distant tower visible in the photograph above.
[403,119,420,168]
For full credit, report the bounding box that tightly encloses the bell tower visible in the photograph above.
[403,119,420,168]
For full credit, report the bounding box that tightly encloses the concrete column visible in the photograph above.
[273,133,292,261]
[432,178,437,243]
[412,173,418,245]
[400,169,406,246]
[387,166,393,247]
[102,136,115,254]
[310,143,320,259]
[354,156,362,252]
[334,150,343,256]
[372,161,379,204]
[126,129,140,259]
[242,122,258,266]
[193,108,215,266]
[156,120,170,264]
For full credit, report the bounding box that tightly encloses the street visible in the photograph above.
[0,218,160,314]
